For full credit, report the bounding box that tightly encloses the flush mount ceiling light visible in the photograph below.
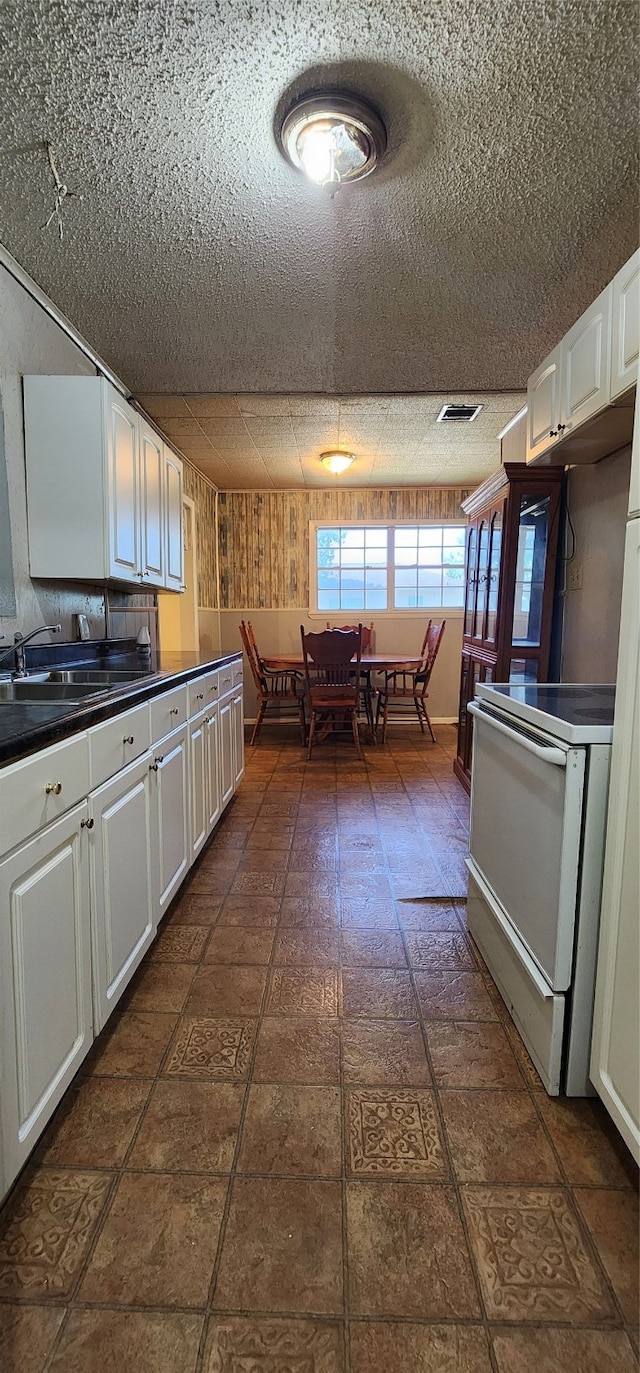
[280,92,386,190]
[320,450,355,475]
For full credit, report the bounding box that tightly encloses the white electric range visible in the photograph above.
[466,683,615,1095]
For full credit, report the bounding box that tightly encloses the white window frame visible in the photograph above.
[308,519,467,619]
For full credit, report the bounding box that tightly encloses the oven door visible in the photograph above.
[468,701,585,991]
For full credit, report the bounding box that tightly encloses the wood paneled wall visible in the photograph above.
[183,462,218,608]
[218,488,470,610]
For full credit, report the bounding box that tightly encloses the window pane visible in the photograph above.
[365,568,386,590]
[318,569,339,590]
[365,546,387,565]
[342,572,365,592]
[443,587,465,606]
[366,589,387,610]
[418,569,441,587]
[395,588,418,608]
[395,568,416,588]
[418,588,443,607]
[343,528,365,546]
[419,528,442,547]
[443,528,466,546]
[395,527,418,546]
[342,591,365,610]
[318,590,340,610]
[365,527,387,545]
[394,547,417,566]
[341,546,365,566]
[443,567,464,587]
[442,545,464,565]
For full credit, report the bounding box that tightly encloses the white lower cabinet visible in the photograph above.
[219,696,235,810]
[232,688,245,787]
[0,803,93,1193]
[189,706,209,863]
[206,707,221,832]
[150,721,190,917]
[89,753,156,1031]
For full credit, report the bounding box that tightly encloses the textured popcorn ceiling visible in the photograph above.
[0,1,637,403]
[138,391,526,488]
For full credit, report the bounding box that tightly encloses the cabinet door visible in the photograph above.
[205,707,221,834]
[560,284,611,433]
[484,506,503,647]
[0,804,92,1197]
[463,523,478,640]
[189,708,208,863]
[139,422,165,587]
[89,755,155,1032]
[151,723,190,915]
[232,689,245,787]
[590,519,640,1162]
[164,448,184,591]
[526,346,561,462]
[472,519,490,643]
[219,698,234,811]
[611,249,640,401]
[107,390,139,583]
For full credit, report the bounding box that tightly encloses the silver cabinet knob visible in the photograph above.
[45,781,62,795]
[169,706,179,715]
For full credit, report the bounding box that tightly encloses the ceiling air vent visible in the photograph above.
[436,403,483,423]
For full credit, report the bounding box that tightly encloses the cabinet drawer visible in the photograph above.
[232,659,243,686]
[151,683,187,741]
[188,672,218,717]
[0,733,90,855]
[89,701,151,789]
[218,664,234,698]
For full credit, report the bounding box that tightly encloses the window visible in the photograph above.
[311,522,466,613]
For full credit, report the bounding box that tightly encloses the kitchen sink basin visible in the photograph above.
[0,680,110,702]
[42,669,151,685]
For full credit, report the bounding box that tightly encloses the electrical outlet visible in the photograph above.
[568,563,583,591]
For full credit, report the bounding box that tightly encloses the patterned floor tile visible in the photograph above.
[415,971,498,1021]
[231,871,286,897]
[349,1321,492,1373]
[340,931,407,967]
[396,900,465,931]
[347,1088,447,1178]
[490,1327,638,1373]
[404,930,476,970]
[150,925,209,963]
[204,927,275,964]
[280,897,341,928]
[340,900,399,931]
[274,929,340,966]
[0,1169,112,1298]
[203,1316,344,1373]
[48,1310,203,1373]
[341,968,418,1019]
[164,1017,256,1080]
[266,969,339,1017]
[218,895,281,927]
[461,1186,616,1322]
[0,1305,65,1373]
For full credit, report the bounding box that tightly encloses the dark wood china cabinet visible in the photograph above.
[454,462,563,791]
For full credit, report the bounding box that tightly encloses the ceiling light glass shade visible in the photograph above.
[320,451,355,475]
[280,93,386,189]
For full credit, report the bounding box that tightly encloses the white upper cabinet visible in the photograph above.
[526,346,562,463]
[23,376,182,591]
[559,284,611,435]
[611,247,640,401]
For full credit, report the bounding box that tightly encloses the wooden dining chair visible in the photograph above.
[325,622,377,732]
[239,621,306,746]
[376,620,446,744]
[300,624,363,760]
[326,621,376,652]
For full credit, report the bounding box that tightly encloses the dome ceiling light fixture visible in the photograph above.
[280,92,387,192]
[320,450,355,475]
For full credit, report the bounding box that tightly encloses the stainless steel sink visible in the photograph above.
[0,680,110,702]
[42,669,151,685]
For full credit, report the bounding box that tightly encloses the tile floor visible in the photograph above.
[0,726,638,1372]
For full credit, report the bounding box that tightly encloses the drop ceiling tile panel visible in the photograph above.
[243,418,296,442]
[137,395,192,418]
[199,419,251,439]
[186,396,242,418]
[237,395,292,417]
[161,417,206,437]
[339,397,391,413]
[289,396,340,418]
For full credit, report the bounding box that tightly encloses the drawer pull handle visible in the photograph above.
[123,735,135,745]
[45,781,63,796]
[196,692,204,701]
[80,818,95,830]
[169,706,179,715]
[150,755,165,771]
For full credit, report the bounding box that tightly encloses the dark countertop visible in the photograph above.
[0,647,242,769]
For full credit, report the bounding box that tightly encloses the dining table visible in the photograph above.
[261,652,426,743]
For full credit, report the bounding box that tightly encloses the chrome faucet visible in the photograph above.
[0,624,61,678]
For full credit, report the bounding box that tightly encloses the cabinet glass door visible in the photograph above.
[464,525,478,638]
[512,494,551,648]
[473,520,490,640]
[485,508,502,645]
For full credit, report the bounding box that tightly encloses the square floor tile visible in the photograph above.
[341,932,407,967]
[231,871,286,897]
[535,1096,637,1186]
[165,1017,256,1080]
[347,1181,479,1319]
[490,1327,638,1373]
[150,924,209,962]
[88,1010,178,1078]
[440,1091,561,1183]
[213,1177,343,1313]
[274,929,340,965]
[426,1023,525,1089]
[341,969,418,1020]
[237,1084,342,1176]
[128,1080,244,1172]
[267,969,339,1017]
[284,872,339,900]
[574,1187,639,1324]
[170,894,222,926]
[38,1077,150,1168]
[415,971,499,1021]
[185,964,267,1017]
[347,1088,447,1178]
[127,961,195,1013]
[340,900,399,931]
[461,1186,615,1322]
[341,1020,431,1087]
[48,1310,203,1373]
[340,874,393,900]
[203,1316,344,1373]
[349,1321,492,1373]
[404,930,476,970]
[80,1172,227,1307]
[188,865,238,896]
[204,927,275,964]
[252,1018,341,1084]
[280,897,341,928]
[218,895,281,927]
[236,850,289,872]
[0,1305,66,1373]
[396,900,464,932]
[0,1169,112,1298]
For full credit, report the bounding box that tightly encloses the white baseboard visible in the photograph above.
[243,714,458,726]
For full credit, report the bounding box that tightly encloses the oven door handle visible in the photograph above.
[467,701,568,767]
